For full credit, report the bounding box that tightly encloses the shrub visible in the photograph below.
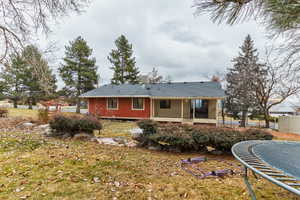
[74,116,102,134]
[49,115,75,134]
[38,109,49,123]
[137,120,158,135]
[150,124,196,151]
[133,123,273,152]
[49,114,102,137]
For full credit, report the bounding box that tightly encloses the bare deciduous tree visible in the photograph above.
[0,0,90,63]
[139,67,164,84]
[252,50,300,128]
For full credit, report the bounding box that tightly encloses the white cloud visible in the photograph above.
[40,0,272,87]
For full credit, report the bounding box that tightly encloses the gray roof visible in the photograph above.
[80,82,225,98]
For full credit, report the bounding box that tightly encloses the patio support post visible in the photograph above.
[152,99,155,118]
[243,166,257,200]
[150,98,153,118]
[193,99,195,119]
[181,99,184,119]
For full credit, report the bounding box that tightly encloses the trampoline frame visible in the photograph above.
[232,140,300,200]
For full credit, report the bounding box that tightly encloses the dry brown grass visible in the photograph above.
[0,109,299,199]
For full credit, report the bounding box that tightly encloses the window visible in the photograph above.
[192,99,208,118]
[160,100,171,109]
[132,98,144,110]
[107,98,118,110]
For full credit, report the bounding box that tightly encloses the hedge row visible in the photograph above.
[135,120,273,152]
[49,114,102,137]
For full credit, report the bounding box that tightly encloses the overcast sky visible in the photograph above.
[39,0,271,87]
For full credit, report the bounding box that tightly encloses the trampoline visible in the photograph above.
[232,140,300,200]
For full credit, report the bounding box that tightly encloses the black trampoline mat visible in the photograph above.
[252,141,300,179]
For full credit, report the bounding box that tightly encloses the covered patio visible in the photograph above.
[150,97,220,125]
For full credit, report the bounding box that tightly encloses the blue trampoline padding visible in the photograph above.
[252,141,300,179]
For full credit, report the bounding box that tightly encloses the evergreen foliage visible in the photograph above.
[108,35,140,85]
[0,45,56,108]
[21,45,57,109]
[50,114,102,136]
[59,36,98,113]
[0,54,26,108]
[135,122,273,152]
[193,0,300,60]
[226,35,264,127]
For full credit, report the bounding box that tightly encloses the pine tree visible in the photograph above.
[1,46,57,109]
[108,35,140,85]
[0,54,27,108]
[226,35,263,127]
[59,36,98,113]
[193,0,300,61]
[22,45,57,109]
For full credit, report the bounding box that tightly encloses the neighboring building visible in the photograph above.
[269,101,298,117]
[80,82,225,125]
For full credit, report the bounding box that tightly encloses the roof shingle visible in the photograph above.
[80,82,225,98]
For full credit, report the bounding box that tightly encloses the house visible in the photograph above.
[80,82,225,125]
[269,100,299,117]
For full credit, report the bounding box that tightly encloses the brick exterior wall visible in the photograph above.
[88,97,150,119]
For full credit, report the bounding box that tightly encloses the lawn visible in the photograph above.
[0,109,299,199]
[8,108,38,119]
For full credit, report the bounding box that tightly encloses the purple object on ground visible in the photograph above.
[181,157,207,164]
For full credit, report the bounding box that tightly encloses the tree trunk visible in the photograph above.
[240,110,247,127]
[13,99,18,108]
[264,111,270,128]
[76,97,80,113]
[28,97,33,110]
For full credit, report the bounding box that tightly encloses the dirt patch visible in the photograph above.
[267,130,300,141]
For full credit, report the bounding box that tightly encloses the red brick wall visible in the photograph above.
[88,97,150,119]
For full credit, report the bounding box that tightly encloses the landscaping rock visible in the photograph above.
[130,128,143,138]
[42,128,52,136]
[61,133,72,139]
[37,124,50,129]
[97,138,120,146]
[126,141,137,148]
[90,137,99,143]
[22,122,34,127]
[73,133,93,141]
[113,136,127,144]
[148,145,161,151]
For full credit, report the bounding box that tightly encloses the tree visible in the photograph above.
[226,35,263,127]
[108,35,140,85]
[0,54,27,108]
[139,67,164,84]
[22,46,57,109]
[59,36,98,113]
[1,45,56,109]
[252,50,300,128]
[0,0,90,63]
[193,0,300,60]
[164,75,173,83]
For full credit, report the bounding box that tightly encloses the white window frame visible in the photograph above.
[132,98,145,110]
[107,98,118,110]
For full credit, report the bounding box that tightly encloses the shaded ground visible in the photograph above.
[0,109,299,199]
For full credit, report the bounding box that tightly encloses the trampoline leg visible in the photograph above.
[243,166,257,200]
